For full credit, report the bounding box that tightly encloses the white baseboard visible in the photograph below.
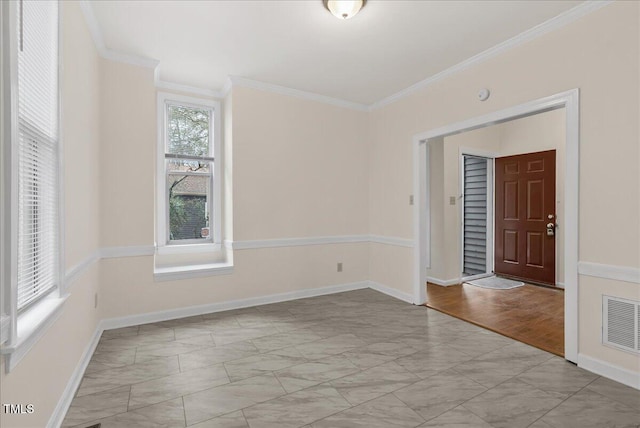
[49,280,376,427]
[368,281,414,304]
[47,320,104,428]
[44,278,444,427]
[578,353,640,390]
[101,281,371,330]
[427,277,460,287]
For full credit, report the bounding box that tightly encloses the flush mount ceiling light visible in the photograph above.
[323,0,366,20]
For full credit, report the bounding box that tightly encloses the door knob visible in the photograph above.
[546,222,556,236]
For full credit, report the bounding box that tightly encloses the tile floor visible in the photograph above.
[62,289,640,428]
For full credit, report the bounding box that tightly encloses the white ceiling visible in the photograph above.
[89,0,583,105]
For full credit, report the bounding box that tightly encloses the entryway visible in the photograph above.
[412,90,579,362]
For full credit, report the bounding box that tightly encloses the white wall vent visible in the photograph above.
[603,295,640,354]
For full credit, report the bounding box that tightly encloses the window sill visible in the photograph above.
[154,262,234,282]
[156,243,221,256]
[0,294,68,372]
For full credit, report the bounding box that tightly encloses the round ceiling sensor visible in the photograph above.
[478,88,491,101]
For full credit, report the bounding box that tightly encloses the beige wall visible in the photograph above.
[232,86,369,240]
[369,1,639,371]
[98,69,370,319]
[0,3,102,427]
[438,108,566,284]
[99,61,156,248]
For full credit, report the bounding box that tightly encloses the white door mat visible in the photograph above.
[466,276,524,290]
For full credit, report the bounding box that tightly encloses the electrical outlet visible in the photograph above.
[337,262,343,272]
[94,293,98,309]
[449,196,456,205]
[409,195,414,205]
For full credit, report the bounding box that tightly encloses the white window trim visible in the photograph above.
[0,0,67,371]
[157,92,222,250]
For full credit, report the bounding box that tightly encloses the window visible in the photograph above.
[17,0,60,310]
[157,94,222,251]
[1,0,65,368]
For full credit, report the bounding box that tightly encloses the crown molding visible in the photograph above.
[79,0,612,111]
[77,0,106,52]
[229,76,370,112]
[78,0,159,70]
[100,49,159,70]
[155,79,224,99]
[221,77,233,98]
[369,0,613,110]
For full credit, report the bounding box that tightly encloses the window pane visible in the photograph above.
[167,160,212,241]
[167,104,211,157]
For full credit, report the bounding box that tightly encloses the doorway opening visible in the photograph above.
[412,89,579,363]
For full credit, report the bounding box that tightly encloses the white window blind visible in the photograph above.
[16,0,59,311]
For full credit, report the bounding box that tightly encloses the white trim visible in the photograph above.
[77,0,106,53]
[155,243,223,256]
[156,92,223,250]
[221,77,233,98]
[58,3,67,297]
[64,250,101,289]
[155,80,223,99]
[233,235,370,250]
[1,295,68,371]
[154,263,234,282]
[229,76,370,112]
[578,262,640,284]
[412,140,430,303]
[0,314,9,345]
[100,49,159,70]
[78,1,159,70]
[100,245,155,259]
[368,281,414,304]
[47,320,103,428]
[413,89,580,364]
[368,235,413,248]
[578,353,640,390]
[370,1,612,110]
[79,1,222,100]
[427,277,460,287]
[101,281,371,330]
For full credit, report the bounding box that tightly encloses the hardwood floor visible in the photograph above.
[426,282,564,356]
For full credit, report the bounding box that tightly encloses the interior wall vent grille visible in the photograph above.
[603,295,640,354]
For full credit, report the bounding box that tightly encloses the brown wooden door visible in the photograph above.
[495,150,556,285]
